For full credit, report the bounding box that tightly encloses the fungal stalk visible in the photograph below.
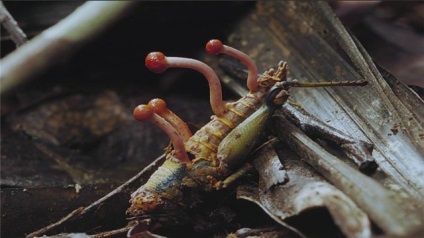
[206,39,258,92]
[145,52,227,117]
[148,98,192,142]
[133,104,191,163]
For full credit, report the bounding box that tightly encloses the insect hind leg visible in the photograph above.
[282,100,377,174]
[218,163,255,189]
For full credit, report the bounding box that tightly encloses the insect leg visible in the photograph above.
[220,162,255,188]
[281,100,377,174]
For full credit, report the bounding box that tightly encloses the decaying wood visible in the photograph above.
[243,2,424,199]
[219,1,424,237]
[272,115,424,237]
[221,1,423,197]
[238,143,372,238]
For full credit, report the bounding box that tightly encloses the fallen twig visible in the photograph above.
[0,1,136,96]
[27,155,165,237]
[0,1,27,47]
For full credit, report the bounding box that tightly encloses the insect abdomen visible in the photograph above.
[185,91,266,162]
[128,159,189,215]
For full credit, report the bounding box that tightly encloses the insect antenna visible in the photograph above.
[283,79,368,88]
[266,79,368,107]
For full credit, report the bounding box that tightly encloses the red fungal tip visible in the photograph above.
[205,39,224,55]
[133,104,153,121]
[148,98,167,113]
[145,52,168,73]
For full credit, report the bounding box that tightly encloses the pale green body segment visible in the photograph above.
[145,159,186,193]
[217,104,273,168]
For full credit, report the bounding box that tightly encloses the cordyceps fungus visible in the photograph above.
[133,103,191,163]
[206,39,258,92]
[145,52,227,117]
[129,39,383,238]
[148,98,192,142]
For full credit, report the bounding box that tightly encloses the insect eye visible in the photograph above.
[266,84,289,108]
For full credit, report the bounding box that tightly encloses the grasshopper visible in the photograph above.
[127,39,369,221]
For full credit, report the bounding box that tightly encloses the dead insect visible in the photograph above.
[127,39,368,220]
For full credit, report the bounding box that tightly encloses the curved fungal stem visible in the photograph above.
[145,52,227,117]
[206,39,258,92]
[133,104,191,163]
[148,98,193,142]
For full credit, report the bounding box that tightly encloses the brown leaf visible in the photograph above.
[239,144,371,238]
